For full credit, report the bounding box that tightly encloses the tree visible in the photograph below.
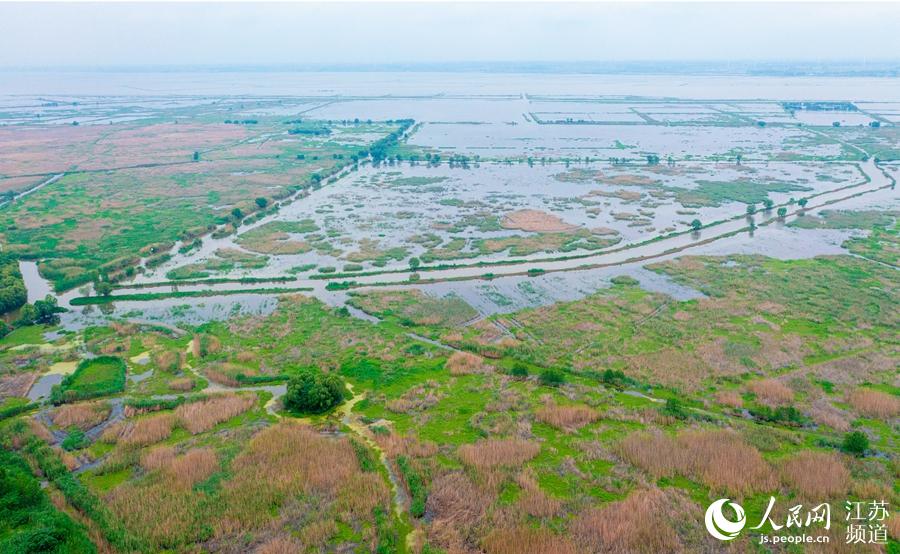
[284,369,346,414]
[255,197,268,209]
[798,198,808,208]
[0,254,27,315]
[539,369,564,387]
[231,207,244,220]
[509,363,529,379]
[842,430,869,456]
[16,295,62,327]
[746,204,757,215]
[34,295,61,325]
[662,398,689,420]
[408,257,421,270]
[763,198,774,210]
[777,207,788,218]
[14,304,37,327]
[94,281,114,297]
[193,151,200,161]
[690,219,702,231]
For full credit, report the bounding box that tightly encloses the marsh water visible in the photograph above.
[6,71,898,329]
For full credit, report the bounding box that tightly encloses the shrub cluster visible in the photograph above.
[284,369,347,414]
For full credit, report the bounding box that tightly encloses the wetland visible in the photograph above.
[1,71,898,553]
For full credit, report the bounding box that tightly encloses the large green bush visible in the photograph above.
[284,369,346,414]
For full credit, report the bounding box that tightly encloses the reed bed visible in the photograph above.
[848,388,899,419]
[535,402,599,432]
[617,428,776,495]
[51,401,111,430]
[459,438,540,469]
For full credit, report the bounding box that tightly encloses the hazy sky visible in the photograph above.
[1,2,898,68]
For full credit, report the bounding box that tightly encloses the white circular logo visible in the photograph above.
[705,498,746,541]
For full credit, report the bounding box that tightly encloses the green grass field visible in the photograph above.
[52,356,126,404]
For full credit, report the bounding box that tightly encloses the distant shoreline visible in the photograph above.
[2,60,899,78]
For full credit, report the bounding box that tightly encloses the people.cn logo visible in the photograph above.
[705,498,747,541]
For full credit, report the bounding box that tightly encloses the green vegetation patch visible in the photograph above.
[789,209,896,230]
[348,289,478,330]
[235,220,320,254]
[668,179,812,207]
[51,356,126,404]
[166,248,268,280]
[790,210,898,267]
[0,253,27,316]
[0,118,402,291]
[0,448,96,553]
[389,176,448,187]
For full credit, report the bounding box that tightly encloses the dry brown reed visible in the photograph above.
[809,400,851,432]
[104,413,176,446]
[483,526,577,554]
[166,448,219,487]
[572,487,703,553]
[52,401,111,430]
[714,390,743,408]
[426,472,490,551]
[535,401,599,432]
[215,422,381,535]
[748,379,794,407]
[375,433,439,458]
[253,536,305,554]
[168,378,195,392]
[174,394,255,434]
[445,351,487,375]
[141,445,176,471]
[140,445,218,487]
[153,350,181,372]
[202,367,240,387]
[458,438,540,469]
[27,418,54,443]
[617,428,776,496]
[780,451,850,498]
[106,480,205,550]
[848,388,899,419]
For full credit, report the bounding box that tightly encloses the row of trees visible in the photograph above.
[746,197,809,217]
[367,119,414,164]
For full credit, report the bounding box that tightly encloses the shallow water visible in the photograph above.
[6,72,897,330]
[27,361,78,401]
[4,71,900,100]
[20,261,53,304]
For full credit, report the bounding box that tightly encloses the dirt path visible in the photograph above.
[4,173,64,206]
[338,383,416,549]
